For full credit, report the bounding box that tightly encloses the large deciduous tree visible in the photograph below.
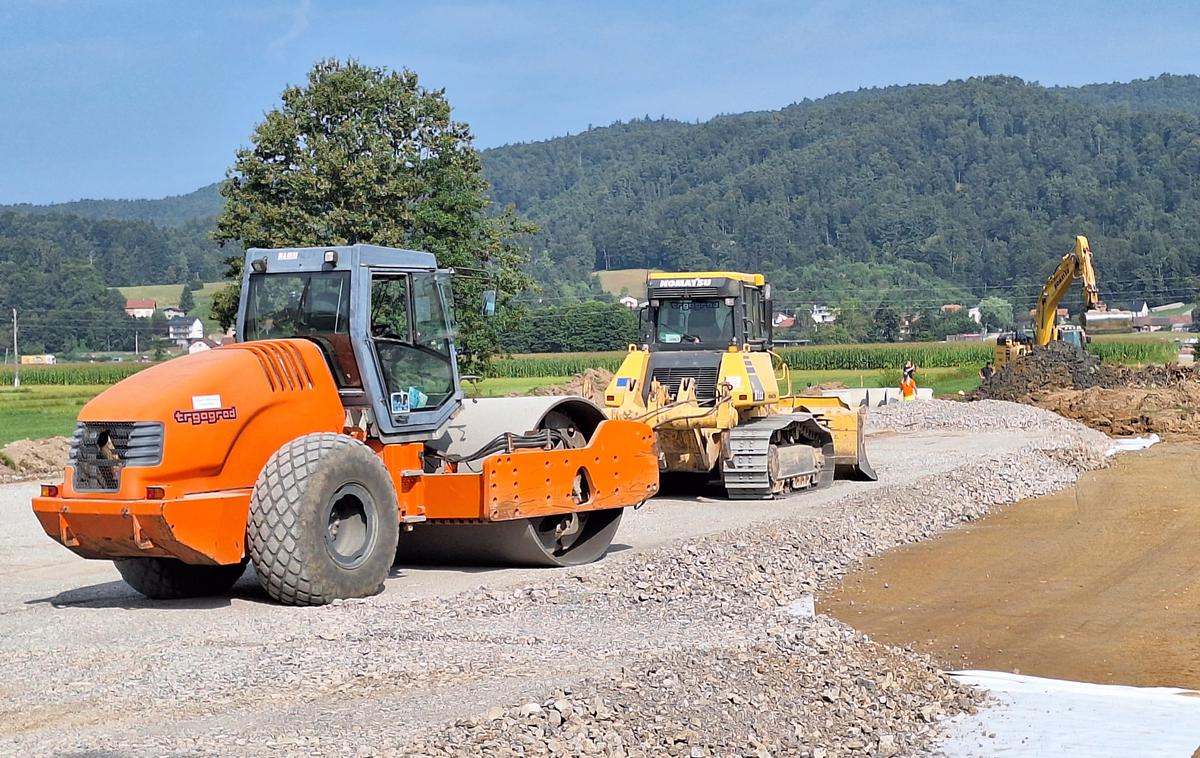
[212,59,533,371]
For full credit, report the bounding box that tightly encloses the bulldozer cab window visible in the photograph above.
[369,273,455,415]
[243,272,362,388]
[656,299,734,347]
[744,287,764,342]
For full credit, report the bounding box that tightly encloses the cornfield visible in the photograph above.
[1087,341,1176,364]
[0,340,1178,387]
[776,343,993,370]
[0,363,147,386]
[489,352,627,378]
[488,339,1178,377]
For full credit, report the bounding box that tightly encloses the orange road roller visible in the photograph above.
[32,245,659,605]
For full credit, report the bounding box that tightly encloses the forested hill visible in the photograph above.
[7,74,1200,318]
[483,75,1200,311]
[1,183,221,227]
[1058,74,1200,115]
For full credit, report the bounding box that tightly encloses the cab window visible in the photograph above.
[369,273,454,415]
[745,287,763,341]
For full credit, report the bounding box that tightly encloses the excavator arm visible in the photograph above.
[1033,235,1105,346]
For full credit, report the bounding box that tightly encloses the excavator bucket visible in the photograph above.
[783,396,878,482]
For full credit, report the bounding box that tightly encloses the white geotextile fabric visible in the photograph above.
[939,670,1200,757]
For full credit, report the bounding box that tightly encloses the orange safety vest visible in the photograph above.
[900,375,917,400]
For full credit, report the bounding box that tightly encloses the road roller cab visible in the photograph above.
[32,245,659,605]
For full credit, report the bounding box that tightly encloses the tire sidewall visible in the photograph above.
[249,434,400,605]
[296,441,398,599]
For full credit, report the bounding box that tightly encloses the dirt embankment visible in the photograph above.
[0,437,69,483]
[972,342,1200,439]
[527,368,615,403]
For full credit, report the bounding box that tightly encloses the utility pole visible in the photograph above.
[11,308,19,388]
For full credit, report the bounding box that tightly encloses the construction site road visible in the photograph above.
[2,429,1020,610]
[0,405,1108,756]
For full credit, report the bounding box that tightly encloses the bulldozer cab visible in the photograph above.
[645,273,772,351]
[236,244,463,442]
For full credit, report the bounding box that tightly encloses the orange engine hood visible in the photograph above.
[67,339,345,499]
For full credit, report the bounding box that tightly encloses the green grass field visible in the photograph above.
[787,367,980,396]
[0,385,105,446]
[464,376,570,397]
[115,281,227,333]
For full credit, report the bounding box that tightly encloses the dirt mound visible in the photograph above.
[802,380,849,393]
[529,368,615,403]
[1039,385,1200,438]
[0,436,70,482]
[971,341,1122,402]
[972,342,1200,439]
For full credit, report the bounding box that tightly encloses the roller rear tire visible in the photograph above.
[114,557,246,600]
[248,433,399,606]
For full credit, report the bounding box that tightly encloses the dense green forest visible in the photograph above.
[0,236,152,354]
[484,75,1200,318]
[0,212,229,286]
[1,183,222,227]
[5,74,1200,352]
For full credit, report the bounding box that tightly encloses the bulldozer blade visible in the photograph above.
[839,453,878,482]
[838,419,878,481]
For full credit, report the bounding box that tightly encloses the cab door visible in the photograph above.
[362,268,463,442]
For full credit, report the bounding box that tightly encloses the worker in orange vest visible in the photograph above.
[900,359,917,401]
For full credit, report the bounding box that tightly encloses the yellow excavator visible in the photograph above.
[994,235,1107,369]
[602,272,875,499]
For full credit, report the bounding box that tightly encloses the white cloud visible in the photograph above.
[269,0,311,52]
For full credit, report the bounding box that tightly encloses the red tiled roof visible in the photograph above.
[125,298,156,309]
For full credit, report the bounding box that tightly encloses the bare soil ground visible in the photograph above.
[823,442,1200,689]
[972,342,1200,440]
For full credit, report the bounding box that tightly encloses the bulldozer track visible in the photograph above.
[721,415,834,499]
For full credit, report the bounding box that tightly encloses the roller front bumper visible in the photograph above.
[32,490,251,566]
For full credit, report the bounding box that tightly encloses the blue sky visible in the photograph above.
[2,0,1198,204]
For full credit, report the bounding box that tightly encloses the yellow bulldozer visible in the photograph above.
[602,272,876,499]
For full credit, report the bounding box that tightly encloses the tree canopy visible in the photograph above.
[212,59,533,369]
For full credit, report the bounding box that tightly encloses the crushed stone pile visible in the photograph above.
[869,398,1108,439]
[0,437,69,482]
[529,368,615,403]
[413,619,975,758]
[969,342,1200,439]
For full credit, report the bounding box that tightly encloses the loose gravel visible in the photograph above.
[0,400,1110,756]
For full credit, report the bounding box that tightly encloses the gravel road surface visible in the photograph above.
[0,400,1109,756]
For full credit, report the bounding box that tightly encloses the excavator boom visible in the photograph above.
[1033,235,1105,346]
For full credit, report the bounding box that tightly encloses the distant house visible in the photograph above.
[940,303,963,314]
[219,336,237,347]
[618,295,642,310]
[161,306,186,319]
[124,298,156,319]
[168,316,204,345]
[967,307,982,324]
[810,304,837,324]
[772,312,796,329]
[187,338,221,355]
[1132,302,1193,333]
